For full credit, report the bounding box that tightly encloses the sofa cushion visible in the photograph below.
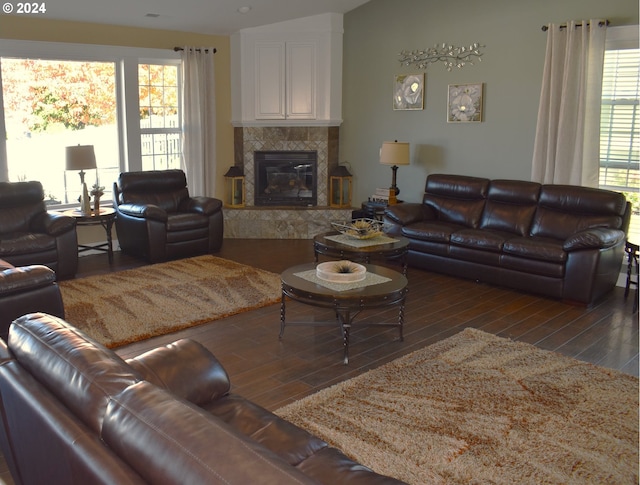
[423,174,488,228]
[0,264,56,296]
[401,221,466,243]
[450,229,512,253]
[479,180,540,236]
[0,232,56,256]
[502,236,567,263]
[117,170,190,213]
[126,339,230,406]
[531,185,627,240]
[102,382,317,485]
[166,212,209,232]
[8,313,141,433]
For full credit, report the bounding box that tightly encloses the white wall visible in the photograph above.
[341,0,639,204]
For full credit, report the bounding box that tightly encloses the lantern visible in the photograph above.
[223,166,245,208]
[329,165,352,209]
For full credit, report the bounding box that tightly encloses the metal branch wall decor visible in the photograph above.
[398,43,485,71]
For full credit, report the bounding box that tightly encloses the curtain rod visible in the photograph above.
[541,20,609,32]
[173,47,217,53]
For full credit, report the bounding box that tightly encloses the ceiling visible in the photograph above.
[22,0,371,35]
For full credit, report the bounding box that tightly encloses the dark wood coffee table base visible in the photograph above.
[280,263,408,364]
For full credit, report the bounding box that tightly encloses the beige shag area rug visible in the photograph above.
[59,255,281,348]
[276,328,639,485]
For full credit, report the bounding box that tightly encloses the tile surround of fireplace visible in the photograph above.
[224,126,352,239]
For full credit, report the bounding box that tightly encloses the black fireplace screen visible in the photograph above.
[254,151,317,206]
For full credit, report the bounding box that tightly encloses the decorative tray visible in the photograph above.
[331,218,386,240]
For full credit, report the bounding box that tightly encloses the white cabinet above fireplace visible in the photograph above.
[231,13,343,127]
[255,41,316,120]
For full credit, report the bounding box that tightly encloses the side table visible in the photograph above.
[624,241,638,313]
[360,200,403,221]
[61,208,117,263]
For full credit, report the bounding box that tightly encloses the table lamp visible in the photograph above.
[66,145,96,214]
[380,140,410,204]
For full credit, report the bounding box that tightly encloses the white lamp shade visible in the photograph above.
[380,141,410,166]
[65,145,97,171]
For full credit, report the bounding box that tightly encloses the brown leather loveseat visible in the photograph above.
[384,174,629,305]
[0,313,405,485]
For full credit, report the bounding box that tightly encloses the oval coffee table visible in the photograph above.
[313,231,410,275]
[280,263,408,364]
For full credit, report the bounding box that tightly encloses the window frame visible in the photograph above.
[0,39,181,204]
[600,26,640,241]
[600,25,640,192]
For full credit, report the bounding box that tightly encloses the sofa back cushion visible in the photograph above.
[8,313,141,434]
[480,180,541,236]
[116,170,190,213]
[531,185,628,239]
[102,382,317,485]
[0,181,46,234]
[423,174,489,228]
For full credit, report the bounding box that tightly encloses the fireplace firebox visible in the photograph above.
[254,151,317,207]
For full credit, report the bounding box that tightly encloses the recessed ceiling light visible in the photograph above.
[238,6,251,14]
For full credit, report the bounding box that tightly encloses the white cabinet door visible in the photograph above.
[286,42,316,119]
[254,41,316,120]
[255,42,286,119]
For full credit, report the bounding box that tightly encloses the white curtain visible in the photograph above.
[531,20,607,187]
[180,47,216,196]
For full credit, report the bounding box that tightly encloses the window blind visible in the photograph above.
[599,48,640,191]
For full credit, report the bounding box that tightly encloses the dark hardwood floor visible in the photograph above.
[80,239,638,412]
[0,238,637,485]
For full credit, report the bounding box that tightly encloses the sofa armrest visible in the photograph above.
[563,228,626,251]
[126,339,230,406]
[30,211,76,237]
[384,203,433,226]
[0,265,57,296]
[117,203,167,222]
[179,196,223,216]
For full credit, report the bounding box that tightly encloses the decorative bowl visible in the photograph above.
[316,260,367,283]
[331,218,385,240]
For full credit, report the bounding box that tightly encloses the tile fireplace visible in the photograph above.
[224,126,352,238]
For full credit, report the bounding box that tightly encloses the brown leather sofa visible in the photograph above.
[0,259,64,342]
[113,169,224,263]
[0,181,78,279]
[0,313,405,485]
[384,174,630,305]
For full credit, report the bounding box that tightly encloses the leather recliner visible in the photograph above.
[113,169,223,263]
[0,258,64,341]
[0,181,78,279]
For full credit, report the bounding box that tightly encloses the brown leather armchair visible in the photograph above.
[0,181,78,279]
[0,259,64,341]
[113,169,223,263]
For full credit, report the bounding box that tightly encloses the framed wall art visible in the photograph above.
[393,73,424,110]
[447,83,484,122]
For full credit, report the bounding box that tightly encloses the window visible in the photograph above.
[0,40,181,207]
[1,58,118,205]
[139,64,181,171]
[600,26,639,241]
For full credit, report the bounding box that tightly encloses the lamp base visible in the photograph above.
[388,188,398,205]
[389,165,400,196]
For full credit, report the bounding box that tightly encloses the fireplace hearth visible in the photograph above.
[254,151,317,207]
